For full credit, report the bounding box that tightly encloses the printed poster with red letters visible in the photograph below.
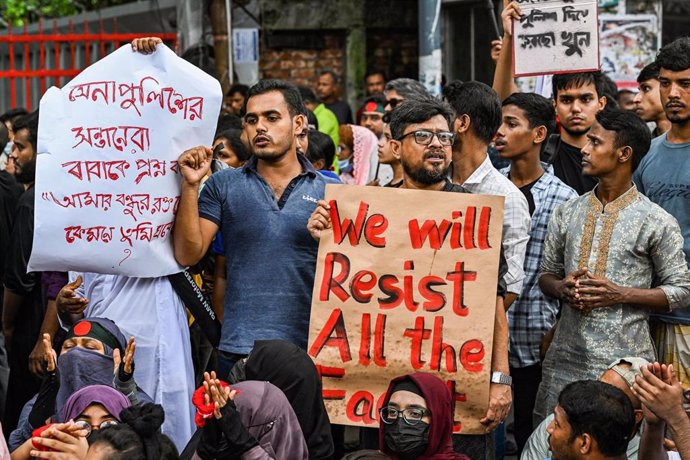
[308,184,504,434]
[28,44,222,277]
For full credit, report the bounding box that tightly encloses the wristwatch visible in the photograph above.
[491,371,512,386]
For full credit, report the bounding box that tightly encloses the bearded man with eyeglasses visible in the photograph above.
[307,99,510,458]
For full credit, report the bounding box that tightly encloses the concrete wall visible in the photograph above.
[259,0,418,110]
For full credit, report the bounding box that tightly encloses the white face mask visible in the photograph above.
[2,141,12,156]
[338,158,353,174]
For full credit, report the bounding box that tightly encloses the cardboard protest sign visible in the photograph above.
[29,44,222,277]
[307,185,504,434]
[513,0,599,77]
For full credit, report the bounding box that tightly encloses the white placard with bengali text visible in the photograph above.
[29,44,222,277]
[513,0,599,77]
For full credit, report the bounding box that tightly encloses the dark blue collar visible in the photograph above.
[243,152,317,178]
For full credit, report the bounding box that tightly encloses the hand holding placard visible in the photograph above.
[29,44,222,276]
[307,200,333,241]
[307,185,505,434]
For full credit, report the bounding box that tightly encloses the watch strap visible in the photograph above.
[491,371,512,386]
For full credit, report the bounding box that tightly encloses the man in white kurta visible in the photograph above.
[60,273,195,450]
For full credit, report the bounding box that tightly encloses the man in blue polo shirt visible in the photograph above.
[173,79,339,379]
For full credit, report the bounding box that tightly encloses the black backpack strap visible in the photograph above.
[540,133,562,164]
[447,184,468,193]
[442,179,470,194]
[168,270,221,348]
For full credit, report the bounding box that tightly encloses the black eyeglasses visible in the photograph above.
[379,407,430,426]
[397,130,455,146]
[386,98,404,108]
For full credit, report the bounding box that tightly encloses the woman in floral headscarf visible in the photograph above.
[337,124,379,185]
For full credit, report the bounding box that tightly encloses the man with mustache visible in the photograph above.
[308,99,511,458]
[546,380,636,460]
[524,356,648,459]
[521,357,648,460]
[173,79,339,382]
[534,108,690,424]
[364,69,386,97]
[317,69,353,125]
[634,37,690,392]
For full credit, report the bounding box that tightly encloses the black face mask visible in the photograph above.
[384,419,430,459]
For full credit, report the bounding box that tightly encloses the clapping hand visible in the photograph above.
[202,371,237,419]
[633,363,685,426]
[29,421,89,459]
[113,336,136,380]
[56,277,88,316]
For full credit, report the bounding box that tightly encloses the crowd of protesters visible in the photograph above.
[0,1,689,458]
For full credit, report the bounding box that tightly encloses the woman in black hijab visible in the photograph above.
[229,340,334,460]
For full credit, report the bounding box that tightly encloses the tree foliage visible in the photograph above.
[1,0,136,26]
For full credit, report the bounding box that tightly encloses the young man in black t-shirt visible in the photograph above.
[549,72,607,195]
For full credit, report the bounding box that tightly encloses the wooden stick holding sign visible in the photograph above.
[512,0,599,77]
[307,185,504,434]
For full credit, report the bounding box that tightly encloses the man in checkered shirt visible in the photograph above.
[444,80,531,456]
[495,92,577,455]
[444,81,530,311]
